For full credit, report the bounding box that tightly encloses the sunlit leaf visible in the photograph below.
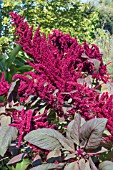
[79,158,86,170]
[47,150,61,160]
[47,150,61,163]
[0,126,18,156]
[106,82,113,94]
[103,129,111,136]
[64,153,76,160]
[7,153,25,165]
[24,129,62,150]
[0,107,6,114]
[7,79,20,103]
[0,114,11,126]
[24,128,74,151]
[85,160,91,170]
[64,161,79,170]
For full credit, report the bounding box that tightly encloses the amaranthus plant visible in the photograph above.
[1,12,113,170]
[24,114,112,170]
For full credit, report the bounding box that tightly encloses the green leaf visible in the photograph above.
[103,129,111,136]
[15,158,30,170]
[99,149,113,161]
[24,128,74,151]
[6,44,21,68]
[16,65,32,73]
[0,126,18,156]
[30,163,64,170]
[5,71,12,83]
[99,161,113,170]
[80,118,107,152]
[47,109,58,125]
[0,60,6,71]
[39,105,46,114]
[0,96,5,102]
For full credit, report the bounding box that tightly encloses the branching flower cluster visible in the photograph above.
[0,12,113,151]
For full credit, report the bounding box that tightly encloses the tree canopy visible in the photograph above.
[0,0,100,53]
